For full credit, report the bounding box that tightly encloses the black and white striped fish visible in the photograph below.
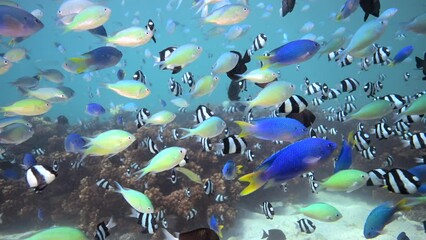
[359,58,371,71]
[312,97,324,106]
[371,122,393,140]
[345,95,356,102]
[185,187,191,198]
[145,19,156,43]
[372,46,391,65]
[402,133,426,149]
[194,105,214,124]
[361,146,376,160]
[383,168,421,194]
[397,131,413,141]
[375,81,383,92]
[297,218,316,234]
[143,137,159,154]
[353,131,370,151]
[249,33,267,54]
[203,179,214,195]
[261,201,274,220]
[273,140,284,144]
[404,72,410,81]
[379,73,386,81]
[364,82,377,98]
[279,95,308,114]
[321,83,329,100]
[94,217,116,240]
[155,209,166,223]
[224,105,238,113]
[327,88,341,100]
[357,122,365,131]
[245,149,255,162]
[216,135,247,155]
[170,169,177,184]
[316,125,328,134]
[326,115,335,122]
[344,102,357,113]
[309,128,317,138]
[383,155,394,167]
[155,47,182,74]
[129,209,158,234]
[366,168,386,186]
[201,137,213,152]
[327,48,344,61]
[336,110,346,122]
[181,71,195,91]
[96,178,113,190]
[133,70,147,85]
[25,160,59,192]
[215,194,228,202]
[135,108,150,128]
[238,79,248,92]
[168,77,183,96]
[186,209,197,220]
[329,128,337,135]
[304,80,322,95]
[340,77,359,93]
[376,94,405,110]
[301,171,319,193]
[172,129,180,140]
[31,147,45,156]
[395,121,410,132]
[244,109,254,123]
[337,54,353,67]
[414,156,426,164]
[224,127,230,137]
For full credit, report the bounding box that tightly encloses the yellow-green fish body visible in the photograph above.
[203,4,250,25]
[144,110,176,126]
[0,57,12,75]
[0,98,51,116]
[319,169,368,192]
[134,147,187,179]
[246,81,295,113]
[400,94,426,116]
[236,68,278,84]
[191,75,220,98]
[65,5,111,32]
[156,44,202,70]
[104,80,150,99]
[299,202,342,222]
[347,100,394,121]
[115,181,154,213]
[106,27,153,47]
[82,129,135,159]
[24,226,88,240]
[26,87,66,101]
[180,116,226,139]
[4,47,27,62]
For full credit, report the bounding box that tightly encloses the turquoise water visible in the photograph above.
[0,0,425,239]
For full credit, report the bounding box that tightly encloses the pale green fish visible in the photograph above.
[337,19,388,62]
[144,110,176,126]
[26,87,67,101]
[24,226,88,240]
[202,4,250,25]
[190,75,220,98]
[155,44,203,70]
[103,80,150,99]
[37,69,64,83]
[351,44,376,58]
[81,129,136,160]
[57,0,95,19]
[399,94,426,116]
[134,147,187,179]
[245,81,295,114]
[65,5,111,32]
[211,51,239,74]
[318,37,346,57]
[3,47,27,62]
[174,167,202,184]
[0,57,12,75]
[105,27,153,47]
[0,122,33,144]
[170,97,190,108]
[298,202,342,222]
[0,116,32,128]
[236,68,278,84]
[318,169,368,192]
[180,116,226,139]
[401,12,426,34]
[0,98,51,116]
[347,100,394,121]
[115,181,154,213]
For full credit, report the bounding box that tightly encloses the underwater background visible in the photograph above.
[0,0,425,239]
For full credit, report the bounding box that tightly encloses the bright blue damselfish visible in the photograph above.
[86,103,106,117]
[222,160,237,180]
[390,45,414,66]
[64,133,87,153]
[334,139,352,173]
[22,153,37,169]
[239,138,337,196]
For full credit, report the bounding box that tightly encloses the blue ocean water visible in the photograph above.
[0,0,425,239]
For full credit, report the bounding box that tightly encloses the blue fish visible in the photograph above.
[258,40,321,69]
[408,165,426,193]
[86,103,105,117]
[116,115,124,126]
[389,45,414,66]
[334,139,352,173]
[64,133,86,153]
[37,208,44,221]
[235,117,307,142]
[1,168,19,180]
[121,102,138,112]
[22,153,37,169]
[208,215,223,238]
[364,197,426,239]
[222,160,242,180]
[239,138,337,196]
[336,0,360,21]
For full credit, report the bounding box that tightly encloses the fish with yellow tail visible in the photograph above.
[239,138,337,196]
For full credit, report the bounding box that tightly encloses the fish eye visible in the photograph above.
[243,7,248,11]
[128,136,132,140]
[145,31,149,35]
[197,46,201,50]
[3,60,8,64]
[328,143,333,148]
[58,10,62,14]
[104,8,108,12]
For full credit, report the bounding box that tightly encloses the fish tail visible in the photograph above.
[347,130,355,146]
[133,167,148,180]
[399,197,426,211]
[234,120,254,138]
[68,57,88,74]
[387,60,395,67]
[236,165,243,175]
[161,229,178,240]
[114,181,124,193]
[218,225,224,238]
[238,170,267,196]
[179,128,193,139]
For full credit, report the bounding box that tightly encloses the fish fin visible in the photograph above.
[161,229,178,240]
[336,13,343,21]
[128,208,140,218]
[347,130,355,146]
[133,167,148,180]
[234,120,254,138]
[178,128,193,139]
[387,60,395,67]
[262,230,269,238]
[236,165,243,175]
[238,170,267,196]
[68,57,88,74]
[218,225,224,238]
[364,13,369,22]
[415,57,424,69]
